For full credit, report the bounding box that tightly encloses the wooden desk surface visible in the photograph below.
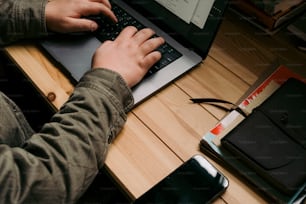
[4,10,306,203]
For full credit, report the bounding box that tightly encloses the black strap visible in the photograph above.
[190,98,248,117]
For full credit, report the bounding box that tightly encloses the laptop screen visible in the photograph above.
[124,0,228,57]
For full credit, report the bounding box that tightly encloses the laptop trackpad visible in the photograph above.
[41,35,101,82]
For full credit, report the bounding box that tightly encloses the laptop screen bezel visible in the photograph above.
[122,0,228,58]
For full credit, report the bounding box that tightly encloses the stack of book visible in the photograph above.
[230,0,306,34]
[199,65,306,203]
[287,12,306,51]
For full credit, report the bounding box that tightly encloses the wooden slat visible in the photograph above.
[4,45,71,109]
[105,114,182,199]
[209,11,279,85]
[25,45,74,95]
[176,57,249,120]
[133,83,218,161]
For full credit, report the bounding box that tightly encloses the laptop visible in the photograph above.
[41,0,228,105]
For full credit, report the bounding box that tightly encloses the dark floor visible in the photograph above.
[0,51,130,204]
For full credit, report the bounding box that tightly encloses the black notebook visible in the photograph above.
[221,78,306,196]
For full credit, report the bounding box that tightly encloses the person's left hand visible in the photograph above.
[45,0,117,33]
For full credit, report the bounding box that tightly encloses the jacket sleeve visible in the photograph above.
[0,0,48,45]
[0,68,134,203]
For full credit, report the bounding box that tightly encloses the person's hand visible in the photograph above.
[92,26,165,87]
[45,0,117,33]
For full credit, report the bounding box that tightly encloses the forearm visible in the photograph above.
[0,0,48,45]
[0,69,134,203]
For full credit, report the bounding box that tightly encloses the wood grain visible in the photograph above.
[4,8,306,203]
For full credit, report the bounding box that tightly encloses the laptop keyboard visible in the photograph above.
[92,4,182,77]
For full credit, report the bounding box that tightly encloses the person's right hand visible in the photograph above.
[92,26,165,87]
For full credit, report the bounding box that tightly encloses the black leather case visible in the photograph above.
[221,78,306,196]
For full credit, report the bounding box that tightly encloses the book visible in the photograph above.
[200,65,306,203]
[222,78,306,195]
[287,11,306,51]
[230,0,306,33]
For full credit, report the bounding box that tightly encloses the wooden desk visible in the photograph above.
[4,10,306,203]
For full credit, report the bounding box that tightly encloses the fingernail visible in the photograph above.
[90,23,98,32]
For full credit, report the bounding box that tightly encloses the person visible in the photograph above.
[0,0,164,203]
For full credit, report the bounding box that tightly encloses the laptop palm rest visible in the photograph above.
[42,35,101,82]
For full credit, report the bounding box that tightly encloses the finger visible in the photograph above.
[115,26,138,42]
[90,0,112,9]
[141,37,165,55]
[81,2,117,22]
[142,51,162,69]
[133,28,156,44]
[101,8,118,23]
[65,18,99,32]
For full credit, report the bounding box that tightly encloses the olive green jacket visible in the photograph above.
[0,0,49,45]
[0,0,134,203]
